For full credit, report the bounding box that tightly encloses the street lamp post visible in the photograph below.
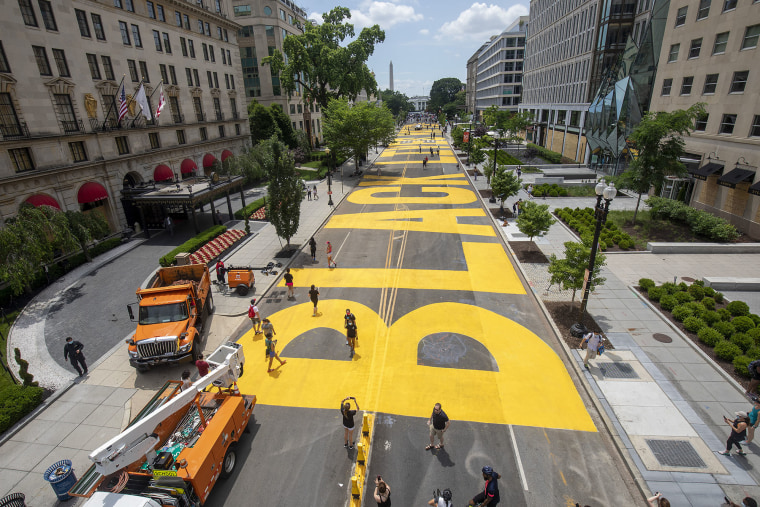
[579,181,616,318]
[325,147,334,207]
[466,125,472,166]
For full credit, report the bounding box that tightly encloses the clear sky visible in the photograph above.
[303,1,529,98]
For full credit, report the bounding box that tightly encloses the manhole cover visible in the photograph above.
[653,333,673,343]
[646,439,707,468]
[681,277,695,282]
[598,362,639,379]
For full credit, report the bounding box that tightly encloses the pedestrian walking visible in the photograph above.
[215,260,226,285]
[527,184,534,199]
[164,216,174,236]
[719,411,750,456]
[309,284,320,316]
[248,298,261,334]
[726,497,758,507]
[428,488,453,507]
[345,309,358,358]
[419,145,422,153]
[309,237,318,262]
[195,354,210,377]
[326,241,337,268]
[341,396,360,449]
[263,319,287,372]
[647,492,671,507]
[512,201,518,217]
[423,156,428,168]
[313,185,319,200]
[744,399,760,444]
[430,147,434,156]
[426,403,450,450]
[581,331,602,369]
[215,209,223,224]
[63,336,88,377]
[374,476,391,507]
[307,188,312,201]
[468,466,500,506]
[516,167,522,179]
[746,359,760,396]
[283,268,295,299]
[180,370,192,391]
[436,148,440,156]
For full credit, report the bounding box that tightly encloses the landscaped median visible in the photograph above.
[190,229,246,264]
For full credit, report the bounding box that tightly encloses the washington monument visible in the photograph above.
[389,61,394,92]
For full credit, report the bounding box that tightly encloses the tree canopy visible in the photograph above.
[490,167,522,206]
[482,106,533,146]
[379,89,413,118]
[428,77,463,114]
[516,201,556,242]
[247,100,297,148]
[258,137,302,246]
[548,240,607,303]
[263,6,385,110]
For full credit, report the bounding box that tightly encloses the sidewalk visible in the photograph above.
[0,152,374,505]
[457,139,760,505]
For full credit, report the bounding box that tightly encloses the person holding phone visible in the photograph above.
[341,396,360,449]
[646,492,670,507]
[373,476,391,506]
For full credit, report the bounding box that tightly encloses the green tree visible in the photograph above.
[379,89,413,117]
[547,240,607,302]
[469,143,485,166]
[263,7,385,110]
[269,104,297,148]
[323,98,395,171]
[248,100,277,144]
[516,201,556,243]
[64,210,110,262]
[621,103,705,224]
[259,137,302,246]
[490,167,522,210]
[428,78,463,113]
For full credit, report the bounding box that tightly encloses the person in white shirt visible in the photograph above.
[582,331,602,369]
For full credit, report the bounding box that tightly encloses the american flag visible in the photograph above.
[155,82,165,118]
[117,83,128,122]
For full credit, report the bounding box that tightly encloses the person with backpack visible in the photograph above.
[428,488,452,506]
[345,309,358,358]
[469,466,500,506]
[581,331,603,369]
[746,360,760,396]
[309,285,320,316]
[248,299,261,334]
[263,319,286,372]
[215,260,226,285]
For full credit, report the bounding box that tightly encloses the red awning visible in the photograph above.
[154,164,173,182]
[221,150,233,162]
[77,182,108,204]
[25,194,61,210]
[180,159,198,174]
[203,154,217,168]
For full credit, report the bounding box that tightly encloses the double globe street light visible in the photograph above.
[578,180,616,318]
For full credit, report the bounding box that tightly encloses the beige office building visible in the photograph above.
[0,0,249,230]
[649,0,760,238]
[230,0,322,146]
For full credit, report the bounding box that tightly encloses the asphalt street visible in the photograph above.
[212,124,640,505]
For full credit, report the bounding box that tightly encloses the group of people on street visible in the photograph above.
[247,298,287,372]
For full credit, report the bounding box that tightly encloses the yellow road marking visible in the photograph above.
[326,209,496,236]
[348,187,477,205]
[359,175,468,187]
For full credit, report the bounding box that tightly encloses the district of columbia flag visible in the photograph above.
[155,82,165,118]
[134,83,152,121]
[117,82,128,122]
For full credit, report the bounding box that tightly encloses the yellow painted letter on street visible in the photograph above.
[348,186,476,205]
[326,209,496,237]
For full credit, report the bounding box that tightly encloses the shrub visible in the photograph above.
[750,314,760,326]
[715,340,743,362]
[702,310,722,326]
[701,297,716,311]
[732,316,756,333]
[747,328,760,345]
[684,302,706,317]
[704,286,716,297]
[714,292,724,304]
[727,301,751,317]
[14,348,38,387]
[0,384,44,433]
[674,292,694,304]
[639,278,656,291]
[746,347,760,361]
[619,238,634,249]
[159,225,227,267]
[717,308,732,321]
[659,295,678,312]
[683,316,706,333]
[526,143,563,164]
[234,196,267,220]
[687,284,705,301]
[660,282,679,295]
[734,355,754,378]
[731,333,754,353]
[698,327,723,346]
[644,196,739,241]
[712,320,736,338]
[672,304,694,322]
[677,282,689,292]
[648,287,666,302]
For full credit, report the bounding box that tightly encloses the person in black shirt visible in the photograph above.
[341,396,360,449]
[283,268,294,299]
[427,403,450,450]
[469,466,500,506]
[63,337,87,377]
[345,309,358,358]
[309,237,317,262]
[309,285,320,316]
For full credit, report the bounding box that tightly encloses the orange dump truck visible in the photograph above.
[127,264,213,371]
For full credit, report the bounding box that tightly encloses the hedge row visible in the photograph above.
[233,197,267,220]
[640,278,760,377]
[159,225,227,267]
[531,183,569,197]
[0,384,44,434]
[495,150,522,166]
[646,196,739,242]
[555,207,635,249]
[526,143,576,164]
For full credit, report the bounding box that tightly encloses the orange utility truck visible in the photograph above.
[126,264,213,371]
[72,342,252,507]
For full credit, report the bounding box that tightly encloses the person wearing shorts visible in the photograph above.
[326,241,337,268]
[341,396,360,449]
[283,268,294,299]
[427,403,450,450]
[469,466,500,506]
[309,285,320,316]
[248,299,261,334]
[345,309,357,358]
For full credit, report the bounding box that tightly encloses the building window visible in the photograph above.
[198,20,204,33]
[207,70,213,88]
[694,113,709,131]
[221,50,227,65]
[230,75,235,89]
[149,132,160,149]
[147,1,155,19]
[0,93,22,136]
[181,37,188,56]
[697,0,711,19]
[264,6,271,15]
[688,38,702,58]
[750,115,760,137]
[157,5,165,22]
[183,14,190,30]
[675,6,687,26]
[729,70,749,93]
[719,114,737,134]
[32,46,52,76]
[114,0,122,7]
[703,73,719,94]
[86,54,101,79]
[203,43,209,61]
[680,76,694,95]
[185,68,193,86]
[19,0,38,26]
[224,29,228,42]
[189,39,196,58]
[193,96,203,121]
[0,43,11,73]
[661,78,673,95]
[119,21,131,45]
[217,27,223,40]
[265,25,275,37]
[176,129,186,144]
[210,46,215,62]
[125,0,134,11]
[218,125,225,137]
[69,141,87,162]
[193,69,200,86]
[132,25,142,48]
[153,30,162,52]
[667,44,679,62]
[169,65,177,85]
[115,136,129,154]
[160,64,168,83]
[199,126,207,140]
[102,56,115,81]
[723,0,737,12]
[713,32,729,54]
[128,60,139,82]
[38,0,57,30]
[163,33,172,53]
[225,74,230,89]
[92,14,106,40]
[205,22,210,37]
[741,25,760,50]
[213,72,219,89]
[9,148,34,172]
[75,9,91,37]
[235,123,240,135]
[175,11,182,27]
[234,4,251,16]
[139,61,149,82]
[230,98,237,116]
[52,49,70,77]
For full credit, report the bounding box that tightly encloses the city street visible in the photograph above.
[209,124,640,505]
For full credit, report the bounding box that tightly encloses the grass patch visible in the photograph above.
[606,209,702,249]
[0,311,20,389]
[565,186,601,197]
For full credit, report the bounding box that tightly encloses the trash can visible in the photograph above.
[43,460,76,502]
[0,493,26,507]
[570,322,588,338]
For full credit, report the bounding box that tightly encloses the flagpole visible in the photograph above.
[148,80,164,124]
[105,75,126,128]
[124,79,142,127]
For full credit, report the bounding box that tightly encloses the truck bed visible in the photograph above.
[152,265,208,288]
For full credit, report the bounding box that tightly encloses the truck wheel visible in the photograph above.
[192,340,201,362]
[220,446,237,478]
[206,293,215,314]
[235,284,249,296]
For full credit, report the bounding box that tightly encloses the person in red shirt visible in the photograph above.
[195,354,210,377]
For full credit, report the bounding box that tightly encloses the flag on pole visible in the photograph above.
[134,83,152,120]
[117,82,128,122]
[155,82,165,118]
